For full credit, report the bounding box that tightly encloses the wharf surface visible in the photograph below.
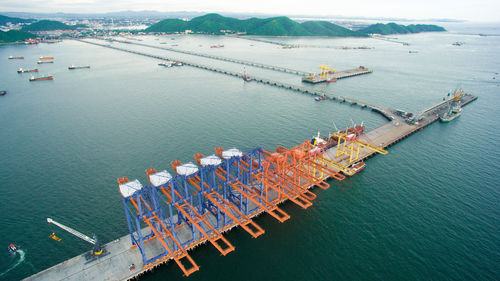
[302,67,373,83]
[24,89,477,281]
[78,39,388,119]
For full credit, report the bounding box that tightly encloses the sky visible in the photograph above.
[0,0,499,22]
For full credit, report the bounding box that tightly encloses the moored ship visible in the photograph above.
[29,75,54,81]
[8,56,24,59]
[68,65,90,69]
[17,68,39,73]
[350,161,366,174]
[440,89,464,122]
[39,56,54,60]
[440,106,462,122]
[310,124,365,150]
[37,60,54,64]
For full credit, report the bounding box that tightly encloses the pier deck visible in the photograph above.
[78,39,387,119]
[24,93,477,281]
[302,67,373,83]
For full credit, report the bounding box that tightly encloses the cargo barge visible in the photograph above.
[29,75,53,81]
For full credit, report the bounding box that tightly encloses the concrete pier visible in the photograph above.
[104,38,309,76]
[24,38,478,281]
[78,39,387,119]
[302,67,373,83]
[24,92,477,281]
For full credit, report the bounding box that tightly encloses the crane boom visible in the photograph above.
[47,218,96,245]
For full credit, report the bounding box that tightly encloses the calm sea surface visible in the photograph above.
[0,22,499,280]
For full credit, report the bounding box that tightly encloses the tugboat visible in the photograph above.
[29,75,54,81]
[68,65,90,70]
[350,161,366,174]
[17,68,39,73]
[8,243,18,254]
[315,95,328,101]
[158,61,173,67]
[0,90,6,96]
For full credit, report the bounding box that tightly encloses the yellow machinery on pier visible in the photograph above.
[319,64,335,79]
[331,131,388,164]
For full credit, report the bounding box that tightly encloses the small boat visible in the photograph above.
[37,60,54,64]
[315,96,328,101]
[0,90,6,96]
[8,56,24,59]
[350,161,366,174]
[174,61,182,66]
[68,65,90,70]
[17,68,39,73]
[158,62,173,68]
[8,243,17,253]
[39,56,54,60]
[49,232,62,242]
[326,77,337,83]
[29,75,53,81]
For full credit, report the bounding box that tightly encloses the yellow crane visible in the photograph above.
[331,132,388,164]
[319,64,335,79]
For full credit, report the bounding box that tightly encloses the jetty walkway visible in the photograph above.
[103,38,309,76]
[79,39,391,120]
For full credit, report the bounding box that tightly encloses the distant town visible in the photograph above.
[0,12,446,44]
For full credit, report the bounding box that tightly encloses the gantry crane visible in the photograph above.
[319,64,335,79]
[47,218,107,261]
[331,130,388,164]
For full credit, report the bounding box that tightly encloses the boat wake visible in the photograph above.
[0,249,25,277]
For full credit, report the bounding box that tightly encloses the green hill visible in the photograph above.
[359,22,445,35]
[22,20,85,31]
[146,13,365,37]
[302,21,366,37]
[0,14,35,26]
[0,30,36,43]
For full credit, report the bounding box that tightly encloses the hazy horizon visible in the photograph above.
[0,0,499,22]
